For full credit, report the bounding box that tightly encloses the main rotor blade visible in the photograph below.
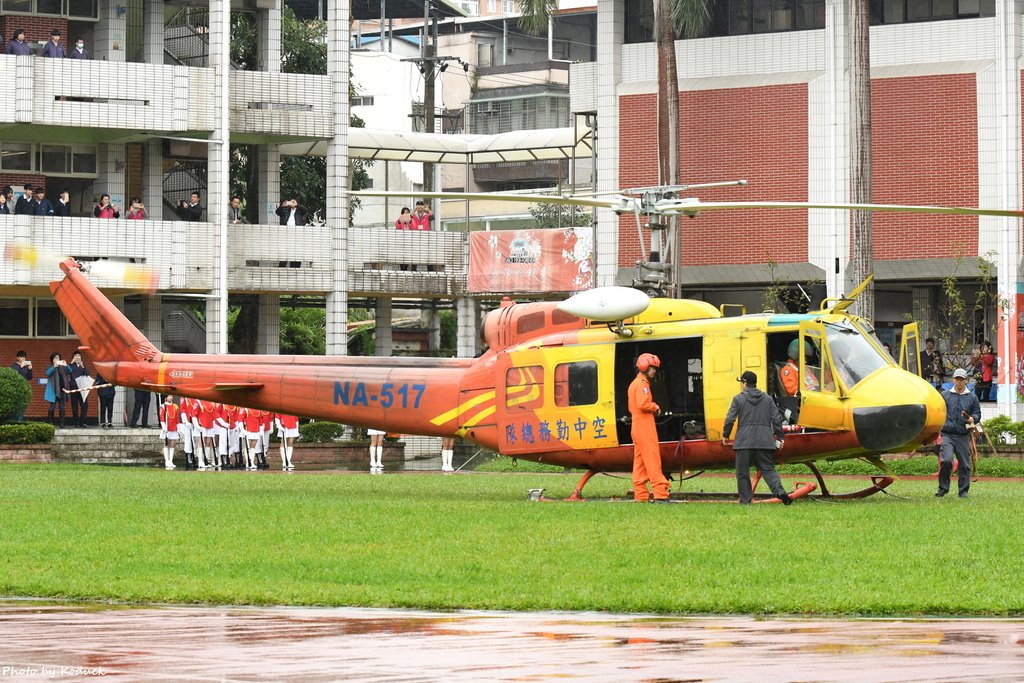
[655,199,1024,218]
[348,190,632,211]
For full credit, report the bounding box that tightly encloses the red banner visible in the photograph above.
[468,228,594,293]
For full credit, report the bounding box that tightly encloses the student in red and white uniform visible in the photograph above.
[260,410,273,469]
[368,428,385,473]
[275,413,300,470]
[159,395,181,470]
[441,436,456,473]
[178,396,195,469]
[240,407,264,470]
[219,404,241,469]
[196,400,220,469]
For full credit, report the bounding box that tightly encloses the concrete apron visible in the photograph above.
[0,601,1022,681]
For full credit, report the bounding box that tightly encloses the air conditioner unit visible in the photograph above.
[477,102,493,113]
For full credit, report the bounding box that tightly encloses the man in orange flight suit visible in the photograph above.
[628,353,670,503]
[780,339,819,397]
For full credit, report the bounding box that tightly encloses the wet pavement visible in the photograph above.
[0,602,1022,681]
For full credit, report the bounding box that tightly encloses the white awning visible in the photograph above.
[278,126,593,163]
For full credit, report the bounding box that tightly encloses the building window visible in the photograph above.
[35,299,70,337]
[623,0,990,42]
[0,0,98,17]
[352,96,375,107]
[468,95,570,135]
[0,298,70,337]
[0,142,33,172]
[554,360,598,407]
[0,299,30,336]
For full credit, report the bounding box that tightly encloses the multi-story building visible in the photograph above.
[570,0,1022,407]
[0,0,476,421]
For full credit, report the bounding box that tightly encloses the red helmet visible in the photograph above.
[636,353,661,372]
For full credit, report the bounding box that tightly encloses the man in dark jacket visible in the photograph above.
[67,350,91,427]
[276,198,308,226]
[175,192,204,221]
[937,368,982,498]
[723,371,792,505]
[14,185,36,215]
[10,350,32,422]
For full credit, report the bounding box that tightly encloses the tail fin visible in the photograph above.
[50,258,162,364]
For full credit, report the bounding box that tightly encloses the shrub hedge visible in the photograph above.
[0,367,32,423]
[0,421,56,445]
[298,421,347,443]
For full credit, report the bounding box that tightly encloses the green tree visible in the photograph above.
[0,368,31,423]
[520,0,710,298]
[528,202,593,229]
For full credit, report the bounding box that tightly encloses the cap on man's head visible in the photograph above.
[738,371,758,386]
[952,368,969,379]
[51,29,62,36]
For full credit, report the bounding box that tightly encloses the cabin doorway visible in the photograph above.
[614,338,704,446]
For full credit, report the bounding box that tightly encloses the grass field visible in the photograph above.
[1,463,1022,616]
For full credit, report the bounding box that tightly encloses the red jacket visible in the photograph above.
[160,403,181,431]
[196,401,220,429]
[241,408,265,433]
[276,414,299,429]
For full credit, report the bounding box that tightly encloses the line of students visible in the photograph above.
[158,395,299,471]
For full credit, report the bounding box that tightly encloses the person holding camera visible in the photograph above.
[45,352,72,427]
[937,368,982,498]
[9,351,32,422]
[67,350,91,427]
[93,194,120,219]
[275,198,308,226]
[126,197,147,220]
[175,191,204,221]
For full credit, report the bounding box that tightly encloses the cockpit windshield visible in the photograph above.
[824,321,889,388]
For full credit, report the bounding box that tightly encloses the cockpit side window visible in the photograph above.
[825,322,888,389]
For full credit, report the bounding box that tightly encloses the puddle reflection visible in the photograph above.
[0,602,1021,682]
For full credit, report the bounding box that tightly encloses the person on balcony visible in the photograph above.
[126,198,147,220]
[54,189,71,217]
[5,29,32,56]
[276,198,308,226]
[229,196,249,224]
[41,29,65,59]
[94,194,120,218]
[69,37,89,60]
[394,206,412,229]
[15,185,37,215]
[0,192,9,215]
[175,192,204,221]
[409,200,432,230]
[34,187,54,216]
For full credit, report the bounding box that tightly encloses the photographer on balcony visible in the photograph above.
[175,192,204,221]
[276,198,308,226]
[94,194,120,219]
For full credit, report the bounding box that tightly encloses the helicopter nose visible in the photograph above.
[851,369,945,452]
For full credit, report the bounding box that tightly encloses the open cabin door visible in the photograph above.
[899,322,921,376]
[798,320,850,431]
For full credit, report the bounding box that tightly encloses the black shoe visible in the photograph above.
[778,492,793,506]
[935,490,948,497]
[958,493,969,498]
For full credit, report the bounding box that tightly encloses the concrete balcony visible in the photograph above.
[1,56,213,135]
[229,71,334,142]
[0,56,333,141]
[0,217,468,298]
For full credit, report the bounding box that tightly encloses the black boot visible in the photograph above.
[778,492,793,506]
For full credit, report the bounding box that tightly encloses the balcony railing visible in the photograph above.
[0,216,468,298]
[0,55,332,140]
